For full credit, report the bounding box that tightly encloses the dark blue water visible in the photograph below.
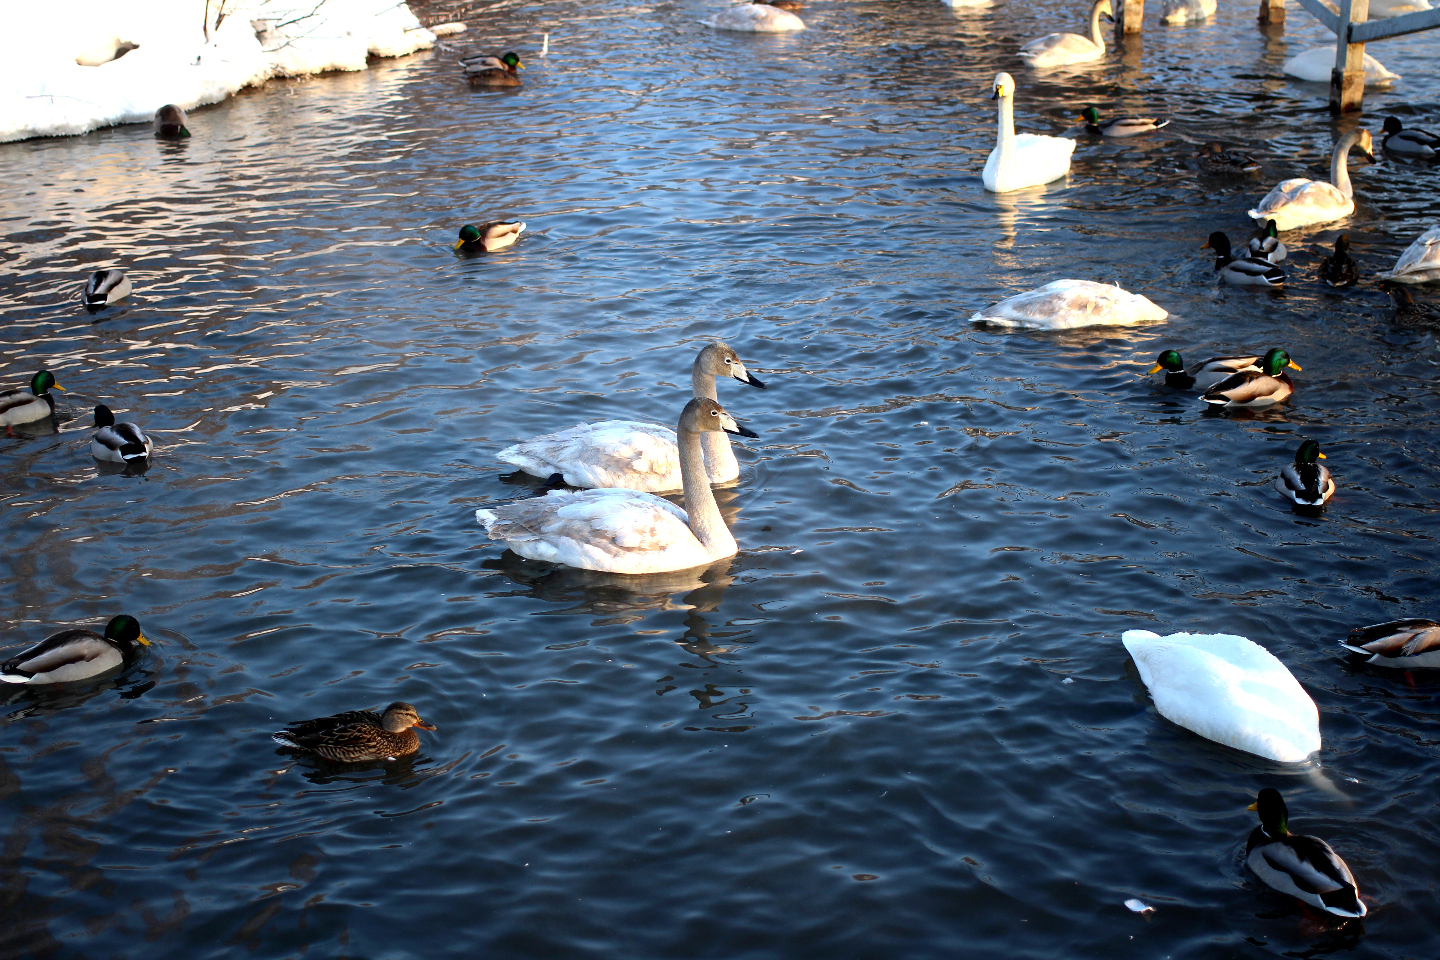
[2,1,1438,957]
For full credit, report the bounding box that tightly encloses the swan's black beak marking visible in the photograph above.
[724,423,760,439]
[740,371,766,389]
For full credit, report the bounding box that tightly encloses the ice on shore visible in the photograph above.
[0,0,435,143]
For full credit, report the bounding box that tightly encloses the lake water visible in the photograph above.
[2,0,1438,957]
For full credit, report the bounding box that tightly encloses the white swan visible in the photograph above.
[476,398,756,574]
[1018,0,1113,68]
[1160,0,1216,22]
[970,279,1167,330]
[1282,46,1400,84]
[1247,128,1373,231]
[942,0,993,8]
[1379,224,1440,284]
[1367,0,1431,18]
[701,4,805,31]
[1122,630,1320,763]
[497,342,766,491]
[983,72,1075,193]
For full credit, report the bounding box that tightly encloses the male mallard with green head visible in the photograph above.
[1275,439,1333,506]
[1148,350,1265,391]
[1,615,151,684]
[1246,788,1367,918]
[455,220,526,252]
[1,370,63,433]
[273,702,438,762]
[1078,106,1168,137]
[462,51,522,86]
[1201,348,1299,408]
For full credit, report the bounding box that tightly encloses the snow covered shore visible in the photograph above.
[0,0,436,143]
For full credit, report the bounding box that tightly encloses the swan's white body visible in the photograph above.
[1019,0,1111,68]
[1160,0,1216,21]
[970,280,1167,330]
[1380,225,1440,284]
[701,4,805,31]
[498,343,763,491]
[1122,630,1320,763]
[1247,129,1373,231]
[1368,0,1431,18]
[983,72,1074,193]
[1282,46,1399,84]
[943,0,993,7]
[477,398,750,574]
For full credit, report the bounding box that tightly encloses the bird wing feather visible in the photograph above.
[498,421,681,490]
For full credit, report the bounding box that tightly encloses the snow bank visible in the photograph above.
[0,0,435,142]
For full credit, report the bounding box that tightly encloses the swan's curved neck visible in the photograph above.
[1089,1,1108,51]
[1331,134,1358,198]
[679,425,734,556]
[692,356,737,476]
[996,92,1016,171]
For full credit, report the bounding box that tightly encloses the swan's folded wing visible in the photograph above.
[972,279,1165,329]
[1386,225,1440,278]
[498,421,681,490]
[477,489,695,565]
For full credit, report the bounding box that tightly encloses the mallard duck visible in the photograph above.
[1248,129,1374,231]
[499,342,765,490]
[1246,789,1367,917]
[454,221,526,252]
[1122,630,1319,762]
[1160,0,1216,21]
[1379,225,1440,284]
[1078,106,1168,137]
[1148,350,1265,391]
[1202,348,1299,409]
[0,370,63,433]
[1197,143,1261,175]
[0,615,150,684]
[1276,439,1333,506]
[1380,117,1439,158]
[1247,220,1287,262]
[701,3,805,30]
[984,73,1075,193]
[153,104,190,138]
[1381,281,1440,327]
[1341,618,1440,667]
[84,269,131,310]
[1203,232,1286,287]
[970,279,1167,330]
[274,702,437,762]
[478,398,758,574]
[1019,0,1112,68]
[1319,235,1359,288]
[91,404,152,462]
[461,51,522,86]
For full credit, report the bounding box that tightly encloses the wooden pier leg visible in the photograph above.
[1258,0,1285,24]
[1329,0,1370,113]
[1117,0,1145,35]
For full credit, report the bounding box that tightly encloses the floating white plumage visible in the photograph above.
[970,280,1167,330]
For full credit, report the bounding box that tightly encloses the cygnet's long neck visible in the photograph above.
[995,91,1016,173]
[692,357,737,478]
[1330,131,1360,198]
[1089,1,1108,51]
[678,424,735,557]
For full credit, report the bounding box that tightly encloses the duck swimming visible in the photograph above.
[1203,232,1285,287]
[1148,351,1265,391]
[455,221,526,252]
[274,702,437,762]
[1246,789,1367,918]
[1341,618,1440,667]
[84,269,131,311]
[0,370,63,433]
[1,615,150,684]
[462,52,522,86]
[1078,106,1169,137]
[153,104,189,138]
[1380,116,1439,158]
[1197,142,1260,176]
[1275,439,1333,507]
[1319,235,1358,288]
[1247,220,1286,262]
[1202,347,1300,409]
[1380,281,1440,327]
[91,404,152,463]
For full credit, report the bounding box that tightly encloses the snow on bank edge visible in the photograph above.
[0,0,435,143]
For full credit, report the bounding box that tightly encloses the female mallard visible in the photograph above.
[461,51,522,86]
[1202,348,1300,409]
[1019,0,1113,68]
[153,104,190,138]
[1276,439,1333,507]
[1247,220,1287,262]
[1248,129,1374,231]
[1148,350,1265,391]
[1203,232,1285,287]
[1,615,150,684]
[1380,281,1440,327]
[1,370,63,433]
[91,404,152,463]
[1380,116,1439,158]
[1341,618,1440,667]
[1246,788,1367,918]
[1379,224,1440,284]
[454,221,526,252]
[1197,143,1260,176]
[983,73,1075,193]
[1319,235,1358,288]
[273,702,437,762]
[84,269,131,311]
[1078,106,1168,137]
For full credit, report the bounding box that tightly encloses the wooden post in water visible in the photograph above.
[1117,0,1145,34]
[1329,0,1370,113]
[1258,0,1285,24]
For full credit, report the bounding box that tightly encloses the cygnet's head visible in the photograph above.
[680,397,759,438]
[697,342,765,389]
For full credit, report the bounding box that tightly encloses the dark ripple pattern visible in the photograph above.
[1,0,1439,957]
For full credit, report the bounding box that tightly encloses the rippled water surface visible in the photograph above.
[3,1,1439,957]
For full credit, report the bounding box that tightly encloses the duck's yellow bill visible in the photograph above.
[1246,801,1258,811]
[54,384,65,391]
[1317,452,1326,459]
[1147,363,1164,374]
[136,632,152,646]
[1200,241,1212,250]
[1287,361,1301,371]
[453,239,464,250]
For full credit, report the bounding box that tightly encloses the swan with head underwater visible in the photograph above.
[983,73,1074,193]
[477,397,759,574]
[1018,0,1113,68]
[1248,129,1374,231]
[497,342,766,491]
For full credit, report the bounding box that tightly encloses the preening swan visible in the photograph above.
[1246,789,1367,918]
[497,342,766,491]
[970,279,1167,330]
[983,72,1074,193]
[1379,224,1440,284]
[1122,629,1321,762]
[1247,129,1373,231]
[701,4,805,31]
[1018,0,1113,68]
[1160,0,1216,22]
[477,398,758,574]
[1282,46,1399,85]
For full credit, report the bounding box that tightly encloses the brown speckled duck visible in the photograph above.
[273,701,437,762]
